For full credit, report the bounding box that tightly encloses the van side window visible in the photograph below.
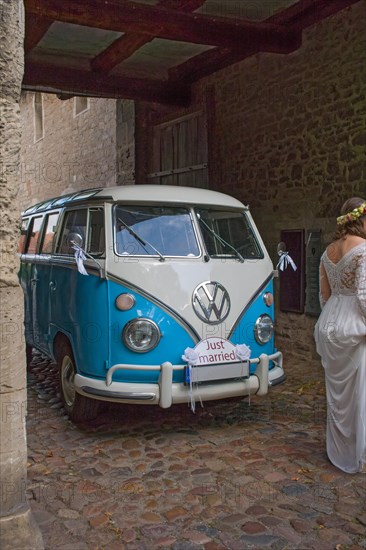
[57,209,87,255]
[88,209,105,257]
[18,218,30,253]
[26,216,44,254]
[40,212,60,254]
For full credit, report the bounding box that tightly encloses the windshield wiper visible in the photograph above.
[197,214,244,263]
[117,217,165,262]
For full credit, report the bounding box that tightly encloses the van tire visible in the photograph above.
[56,339,99,423]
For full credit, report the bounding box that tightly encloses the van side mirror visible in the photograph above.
[66,232,83,250]
[67,232,106,279]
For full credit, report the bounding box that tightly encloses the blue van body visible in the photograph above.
[19,185,285,421]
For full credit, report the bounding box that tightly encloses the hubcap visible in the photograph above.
[61,356,76,407]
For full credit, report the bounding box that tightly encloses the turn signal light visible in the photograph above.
[263,292,274,307]
[115,293,135,311]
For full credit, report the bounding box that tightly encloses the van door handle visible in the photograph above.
[49,281,57,291]
[30,277,39,284]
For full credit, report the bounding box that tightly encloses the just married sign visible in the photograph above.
[182,337,252,412]
[185,337,250,366]
[182,337,251,380]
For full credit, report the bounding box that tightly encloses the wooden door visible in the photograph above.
[148,111,208,188]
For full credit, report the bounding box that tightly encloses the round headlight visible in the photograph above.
[254,314,274,344]
[122,318,161,353]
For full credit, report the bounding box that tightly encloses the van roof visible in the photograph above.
[22,185,247,215]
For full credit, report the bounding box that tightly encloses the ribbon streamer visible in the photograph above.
[72,244,89,276]
[182,347,202,413]
[277,251,297,272]
[188,364,196,414]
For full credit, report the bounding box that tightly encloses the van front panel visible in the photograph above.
[108,280,197,383]
[229,278,276,372]
[106,257,273,339]
[107,277,276,383]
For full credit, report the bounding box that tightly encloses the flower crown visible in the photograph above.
[337,201,366,225]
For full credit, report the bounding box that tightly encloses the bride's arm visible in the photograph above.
[355,247,366,319]
[319,262,331,309]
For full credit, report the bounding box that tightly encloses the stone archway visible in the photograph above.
[0,1,43,547]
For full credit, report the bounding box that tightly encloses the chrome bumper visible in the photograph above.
[75,351,284,408]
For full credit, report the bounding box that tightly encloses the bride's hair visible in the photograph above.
[333,197,366,240]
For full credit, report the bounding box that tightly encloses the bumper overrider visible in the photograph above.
[75,351,285,408]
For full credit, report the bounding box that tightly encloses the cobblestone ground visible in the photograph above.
[26,351,366,550]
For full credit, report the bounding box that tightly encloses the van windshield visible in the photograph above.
[196,208,263,260]
[114,205,200,257]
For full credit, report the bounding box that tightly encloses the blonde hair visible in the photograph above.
[333,197,366,241]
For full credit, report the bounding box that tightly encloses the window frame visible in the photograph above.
[113,204,201,259]
[87,207,105,258]
[195,208,264,261]
[39,211,61,255]
[25,215,45,255]
[18,218,30,254]
[74,96,89,117]
[55,206,105,258]
[33,92,44,143]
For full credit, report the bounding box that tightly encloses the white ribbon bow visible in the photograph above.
[277,251,297,272]
[72,244,89,276]
[182,347,199,365]
[235,344,251,361]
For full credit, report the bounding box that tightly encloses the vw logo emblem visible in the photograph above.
[192,281,230,324]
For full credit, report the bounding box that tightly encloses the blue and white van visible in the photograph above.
[19,185,285,422]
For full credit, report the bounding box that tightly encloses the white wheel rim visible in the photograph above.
[61,356,76,407]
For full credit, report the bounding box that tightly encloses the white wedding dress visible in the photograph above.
[314,242,366,473]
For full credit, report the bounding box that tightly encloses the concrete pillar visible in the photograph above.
[0,1,43,547]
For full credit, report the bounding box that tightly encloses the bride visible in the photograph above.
[314,197,366,474]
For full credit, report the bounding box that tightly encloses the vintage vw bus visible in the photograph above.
[19,185,285,422]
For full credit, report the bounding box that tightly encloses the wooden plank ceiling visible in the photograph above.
[23,0,359,106]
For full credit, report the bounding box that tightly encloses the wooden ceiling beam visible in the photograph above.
[25,0,298,53]
[266,0,361,29]
[24,14,53,52]
[158,0,205,9]
[91,35,153,73]
[169,48,251,84]
[22,61,191,106]
[91,0,206,73]
[169,0,358,84]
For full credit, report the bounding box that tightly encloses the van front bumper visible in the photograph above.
[74,351,285,408]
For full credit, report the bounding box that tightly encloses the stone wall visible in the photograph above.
[19,94,136,210]
[202,1,366,360]
[116,100,135,185]
[136,0,366,359]
[198,1,365,223]
[137,1,366,361]
[0,0,43,546]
